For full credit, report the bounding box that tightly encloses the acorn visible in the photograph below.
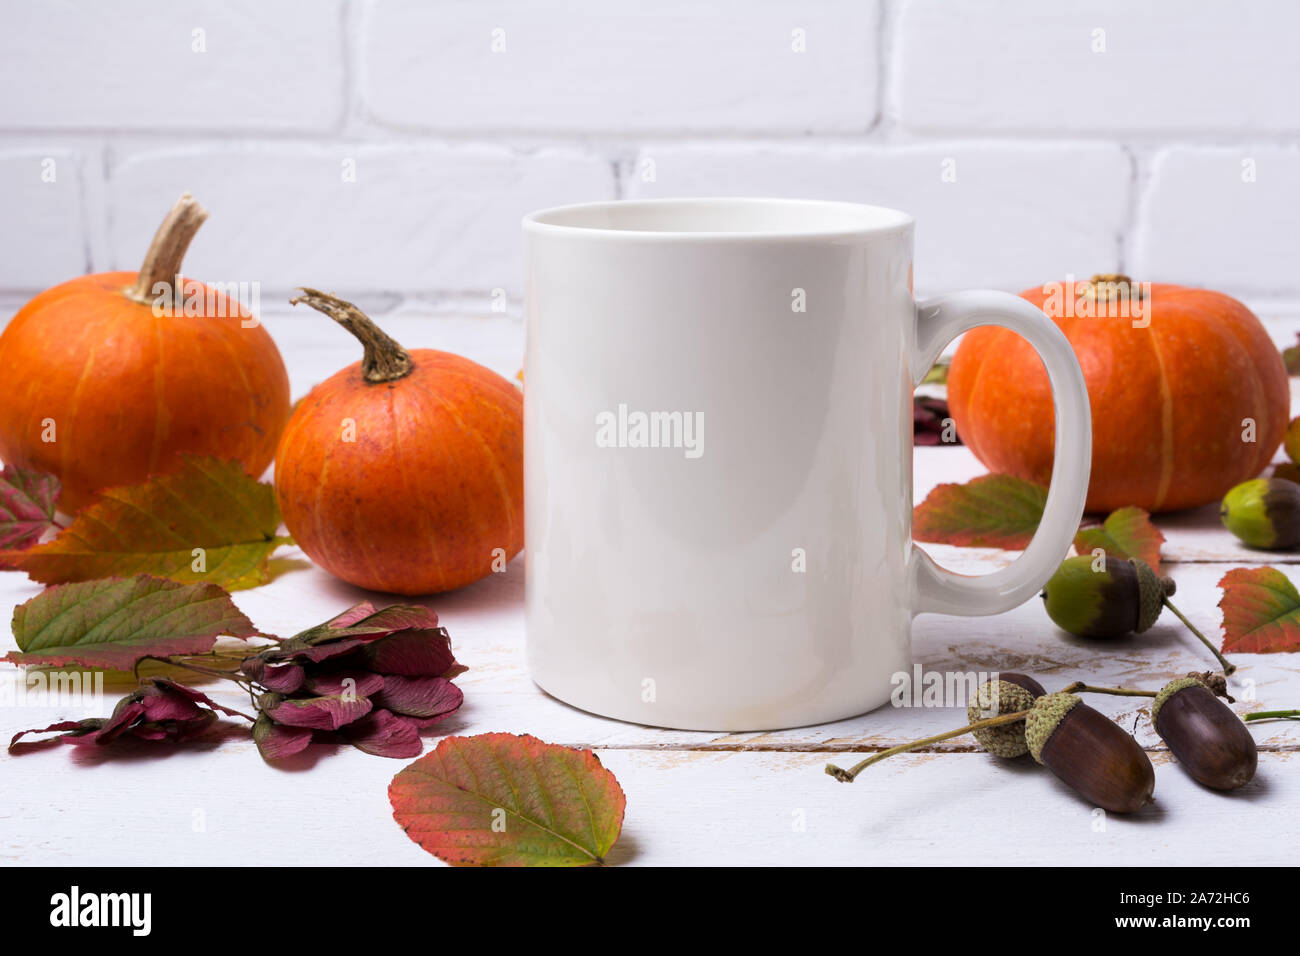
[1284,416,1300,465]
[966,679,1038,757]
[1151,676,1257,791]
[1220,477,1300,549]
[998,672,1047,698]
[1042,555,1235,673]
[1042,555,1169,639]
[1025,692,1155,813]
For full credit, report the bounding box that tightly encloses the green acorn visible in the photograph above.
[1042,555,1169,639]
[1042,555,1235,674]
[1025,692,1155,813]
[1220,477,1300,549]
[1151,675,1257,791]
[966,678,1040,758]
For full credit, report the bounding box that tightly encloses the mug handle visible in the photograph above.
[910,290,1091,616]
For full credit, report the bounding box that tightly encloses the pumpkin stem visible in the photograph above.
[123,192,209,305]
[290,289,414,384]
[1085,273,1145,302]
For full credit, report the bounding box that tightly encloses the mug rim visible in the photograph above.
[523,196,915,242]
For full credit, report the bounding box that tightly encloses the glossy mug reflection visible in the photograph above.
[523,198,1090,731]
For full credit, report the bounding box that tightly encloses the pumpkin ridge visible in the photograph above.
[208,314,262,461]
[350,386,399,587]
[1214,307,1284,478]
[1143,323,1176,511]
[62,338,100,494]
[149,306,168,475]
[410,375,519,570]
[391,383,447,592]
[952,329,999,464]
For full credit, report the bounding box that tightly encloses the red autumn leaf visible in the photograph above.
[9,677,247,751]
[345,709,423,758]
[913,473,1048,549]
[1074,506,1165,568]
[0,464,60,553]
[1218,567,1300,654]
[5,575,258,670]
[260,693,373,730]
[390,733,626,867]
[253,715,314,761]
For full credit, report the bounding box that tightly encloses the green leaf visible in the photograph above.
[0,464,60,552]
[0,456,291,590]
[5,574,258,670]
[922,360,949,385]
[1218,566,1300,654]
[1074,506,1165,568]
[913,473,1048,549]
[390,733,627,867]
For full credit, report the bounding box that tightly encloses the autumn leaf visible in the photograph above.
[913,473,1048,549]
[390,733,626,867]
[0,456,291,590]
[1218,566,1300,654]
[0,464,60,552]
[5,575,258,670]
[1074,506,1164,567]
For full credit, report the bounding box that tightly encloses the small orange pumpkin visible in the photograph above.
[948,276,1290,513]
[0,194,290,511]
[274,290,524,594]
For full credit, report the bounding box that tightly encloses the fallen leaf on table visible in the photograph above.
[0,456,291,590]
[0,464,60,553]
[1074,506,1165,568]
[1218,566,1300,654]
[9,677,249,751]
[913,473,1047,549]
[4,574,258,670]
[390,733,626,867]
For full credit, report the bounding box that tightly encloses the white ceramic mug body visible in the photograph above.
[523,198,1090,731]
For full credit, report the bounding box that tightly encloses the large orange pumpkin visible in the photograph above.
[948,275,1290,513]
[275,290,524,594]
[0,193,290,511]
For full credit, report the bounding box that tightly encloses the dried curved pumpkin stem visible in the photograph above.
[124,192,208,305]
[290,288,414,384]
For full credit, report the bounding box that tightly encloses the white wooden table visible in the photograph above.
[2,309,1297,867]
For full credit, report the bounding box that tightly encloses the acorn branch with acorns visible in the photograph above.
[827,671,1258,812]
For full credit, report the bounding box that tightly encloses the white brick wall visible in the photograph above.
[0,0,1298,319]
[625,143,1131,294]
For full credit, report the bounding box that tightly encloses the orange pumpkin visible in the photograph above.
[948,275,1290,513]
[0,194,290,511]
[274,290,524,594]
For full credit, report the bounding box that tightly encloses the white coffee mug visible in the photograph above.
[523,198,1090,731]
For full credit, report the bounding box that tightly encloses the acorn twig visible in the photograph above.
[1244,709,1300,722]
[1160,598,1236,675]
[826,709,1030,783]
[1061,682,1157,698]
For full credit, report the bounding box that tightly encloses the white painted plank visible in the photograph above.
[2,555,1295,754]
[0,744,1292,866]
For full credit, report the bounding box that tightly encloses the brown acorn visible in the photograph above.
[1025,692,1155,813]
[1151,676,1257,791]
[998,672,1047,698]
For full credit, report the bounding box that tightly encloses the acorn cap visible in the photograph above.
[1130,558,1169,633]
[967,680,1037,758]
[1025,691,1082,764]
[1150,676,1204,726]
